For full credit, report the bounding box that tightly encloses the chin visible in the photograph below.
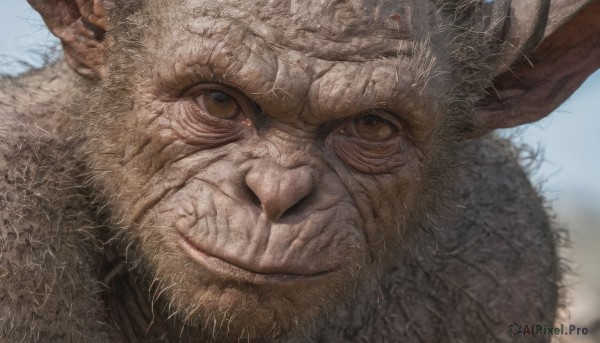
[136,232,365,341]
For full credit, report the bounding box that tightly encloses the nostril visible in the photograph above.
[244,184,262,208]
[280,191,311,219]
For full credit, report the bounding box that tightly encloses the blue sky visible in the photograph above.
[1,2,598,206]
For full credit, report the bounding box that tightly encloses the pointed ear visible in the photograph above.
[28,0,110,79]
[470,0,600,137]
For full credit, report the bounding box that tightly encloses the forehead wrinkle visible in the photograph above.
[179,0,416,62]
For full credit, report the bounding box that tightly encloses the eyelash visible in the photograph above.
[336,110,402,133]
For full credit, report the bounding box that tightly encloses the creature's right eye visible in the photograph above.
[193,91,242,120]
[168,85,257,147]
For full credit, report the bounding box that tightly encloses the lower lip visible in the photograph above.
[176,232,333,285]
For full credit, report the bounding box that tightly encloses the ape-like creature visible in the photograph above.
[0,0,598,342]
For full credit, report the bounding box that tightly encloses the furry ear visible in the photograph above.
[480,0,550,76]
[28,0,110,79]
[470,0,600,137]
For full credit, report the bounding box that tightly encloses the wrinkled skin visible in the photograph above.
[0,0,599,342]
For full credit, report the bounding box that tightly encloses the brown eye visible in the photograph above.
[194,91,241,120]
[347,115,396,141]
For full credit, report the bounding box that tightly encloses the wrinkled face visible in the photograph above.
[84,0,451,340]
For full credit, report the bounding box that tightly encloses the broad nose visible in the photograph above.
[245,163,314,221]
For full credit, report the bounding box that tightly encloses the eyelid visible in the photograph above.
[336,110,403,136]
[183,83,240,100]
[184,83,258,118]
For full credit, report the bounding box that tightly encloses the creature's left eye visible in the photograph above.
[342,114,397,141]
[328,111,409,173]
[194,91,241,120]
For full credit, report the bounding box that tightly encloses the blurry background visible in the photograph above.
[1,2,598,342]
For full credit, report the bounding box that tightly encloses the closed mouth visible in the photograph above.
[176,231,335,285]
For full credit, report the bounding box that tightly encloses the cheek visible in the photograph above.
[89,101,220,224]
[341,160,422,246]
